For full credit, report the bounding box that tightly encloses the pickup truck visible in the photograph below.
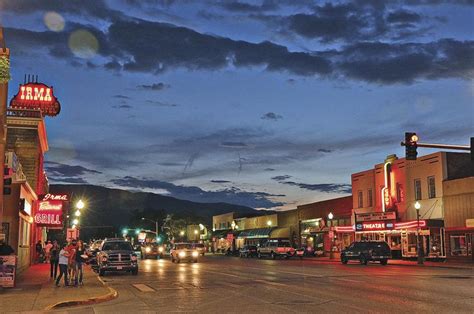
[257,239,295,259]
[97,238,138,276]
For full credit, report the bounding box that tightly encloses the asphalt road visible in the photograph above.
[70,255,473,313]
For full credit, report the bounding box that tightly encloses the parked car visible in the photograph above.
[192,243,206,256]
[257,239,295,259]
[97,238,138,276]
[239,245,258,258]
[140,243,164,259]
[170,243,199,263]
[340,241,391,265]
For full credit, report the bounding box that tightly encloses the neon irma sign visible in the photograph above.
[10,83,61,116]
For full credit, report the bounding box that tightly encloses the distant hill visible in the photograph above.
[49,184,260,239]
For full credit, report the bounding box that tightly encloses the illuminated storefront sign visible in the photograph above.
[10,82,61,116]
[34,194,68,227]
[356,212,396,222]
[356,221,395,231]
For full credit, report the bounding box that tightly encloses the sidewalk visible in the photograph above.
[303,256,474,270]
[0,263,116,312]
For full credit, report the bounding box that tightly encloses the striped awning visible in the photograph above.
[238,227,274,239]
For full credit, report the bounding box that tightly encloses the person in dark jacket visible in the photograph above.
[50,240,59,279]
[35,241,43,263]
[74,240,87,286]
[0,239,14,256]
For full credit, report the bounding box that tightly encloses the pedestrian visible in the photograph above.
[55,243,70,287]
[50,240,59,279]
[75,240,87,286]
[0,239,14,256]
[35,240,43,263]
[44,240,53,263]
[66,239,77,285]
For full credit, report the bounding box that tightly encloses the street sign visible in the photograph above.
[67,228,79,241]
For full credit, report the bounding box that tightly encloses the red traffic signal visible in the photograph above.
[405,132,418,160]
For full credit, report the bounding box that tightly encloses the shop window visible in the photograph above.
[428,176,436,199]
[450,235,467,256]
[358,190,363,208]
[368,189,373,207]
[414,179,422,201]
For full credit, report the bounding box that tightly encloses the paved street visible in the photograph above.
[68,255,473,313]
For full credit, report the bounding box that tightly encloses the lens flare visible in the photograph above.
[44,12,65,32]
[68,30,99,59]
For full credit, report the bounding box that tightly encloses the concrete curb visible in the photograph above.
[301,257,474,270]
[43,276,118,310]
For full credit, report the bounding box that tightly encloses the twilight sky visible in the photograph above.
[1,0,473,210]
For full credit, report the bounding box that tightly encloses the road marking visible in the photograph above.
[132,283,156,292]
[254,279,287,287]
[333,277,362,283]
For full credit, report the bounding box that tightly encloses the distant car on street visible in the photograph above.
[239,245,258,258]
[97,238,138,276]
[340,241,391,265]
[140,243,164,259]
[192,243,206,256]
[257,239,295,259]
[170,243,199,263]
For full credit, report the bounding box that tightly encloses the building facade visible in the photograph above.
[351,152,473,260]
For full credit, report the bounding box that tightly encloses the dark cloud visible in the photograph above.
[137,82,171,90]
[219,0,278,12]
[220,141,249,148]
[145,100,178,107]
[112,104,133,109]
[210,180,231,183]
[111,176,284,208]
[271,175,292,182]
[279,181,352,193]
[45,161,102,177]
[104,60,122,70]
[264,168,276,171]
[113,95,130,99]
[49,177,89,184]
[261,112,283,120]
[337,39,474,84]
[387,10,422,23]
[317,148,332,153]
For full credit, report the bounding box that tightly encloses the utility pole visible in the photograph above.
[0,27,10,230]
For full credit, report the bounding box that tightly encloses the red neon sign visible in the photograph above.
[394,220,426,229]
[10,83,61,116]
[34,199,64,227]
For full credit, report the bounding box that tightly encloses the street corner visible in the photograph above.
[44,270,118,311]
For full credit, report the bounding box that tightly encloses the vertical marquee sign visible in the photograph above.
[34,194,68,228]
[9,82,61,116]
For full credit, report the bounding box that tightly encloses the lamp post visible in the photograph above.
[328,212,335,259]
[141,217,159,237]
[414,202,424,265]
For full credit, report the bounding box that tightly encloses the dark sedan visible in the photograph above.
[239,245,258,258]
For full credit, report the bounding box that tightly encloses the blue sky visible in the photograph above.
[1,0,473,210]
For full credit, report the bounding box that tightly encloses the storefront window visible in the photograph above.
[368,189,373,207]
[358,191,363,208]
[428,176,436,199]
[450,235,467,256]
[414,179,422,200]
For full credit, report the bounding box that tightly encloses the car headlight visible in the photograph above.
[145,247,151,253]
[158,247,164,252]
[131,255,138,261]
[179,251,186,257]
[192,251,199,257]
[101,256,108,262]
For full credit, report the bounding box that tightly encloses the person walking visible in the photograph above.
[35,241,43,263]
[74,240,87,286]
[55,243,69,287]
[66,240,77,286]
[50,240,59,279]
[44,240,53,263]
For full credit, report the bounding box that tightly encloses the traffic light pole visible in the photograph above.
[402,142,470,151]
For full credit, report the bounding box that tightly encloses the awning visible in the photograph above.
[238,227,274,239]
[269,227,290,239]
[212,229,232,239]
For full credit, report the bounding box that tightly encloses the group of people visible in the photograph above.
[37,239,88,287]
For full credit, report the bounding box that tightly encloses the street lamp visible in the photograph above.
[74,209,81,217]
[72,218,79,225]
[141,217,159,236]
[414,201,424,265]
[76,199,85,210]
[328,212,335,259]
[194,229,198,235]
[180,230,185,236]
[267,220,272,226]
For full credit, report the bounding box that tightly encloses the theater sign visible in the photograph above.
[34,194,68,228]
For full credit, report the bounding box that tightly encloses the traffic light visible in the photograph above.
[405,132,418,160]
[3,167,12,195]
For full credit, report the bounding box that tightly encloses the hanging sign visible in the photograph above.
[356,212,396,223]
[10,82,61,116]
[34,194,68,227]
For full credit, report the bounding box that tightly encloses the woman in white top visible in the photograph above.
[55,244,70,287]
